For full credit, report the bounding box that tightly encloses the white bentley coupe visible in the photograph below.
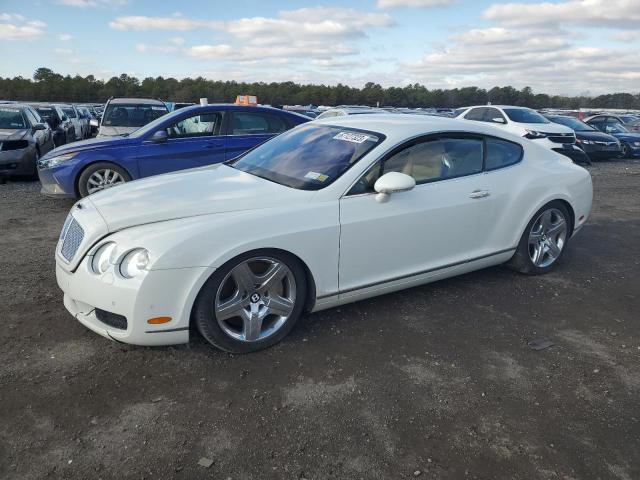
[56,115,593,352]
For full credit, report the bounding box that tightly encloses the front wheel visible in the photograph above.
[620,142,631,159]
[507,202,571,275]
[193,250,307,353]
[77,162,131,197]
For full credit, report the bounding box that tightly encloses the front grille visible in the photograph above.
[60,218,84,261]
[548,133,576,144]
[95,309,128,330]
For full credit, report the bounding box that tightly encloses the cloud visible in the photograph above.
[127,7,393,68]
[377,0,455,8]
[484,0,640,29]
[58,0,128,8]
[403,26,640,94]
[57,33,73,41]
[109,14,219,31]
[0,14,46,40]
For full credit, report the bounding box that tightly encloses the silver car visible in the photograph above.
[97,98,168,138]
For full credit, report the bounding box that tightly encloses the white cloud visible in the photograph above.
[377,0,455,8]
[109,14,219,31]
[0,14,46,40]
[58,0,128,8]
[484,0,640,29]
[54,47,73,55]
[57,33,73,41]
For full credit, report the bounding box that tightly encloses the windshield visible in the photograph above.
[61,107,76,119]
[0,107,27,129]
[597,122,629,134]
[503,108,550,124]
[230,124,384,190]
[127,107,188,138]
[103,103,168,128]
[549,116,593,131]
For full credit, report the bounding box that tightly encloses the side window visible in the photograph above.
[167,112,224,139]
[267,114,288,133]
[464,108,487,121]
[485,138,523,171]
[383,138,483,183]
[483,108,505,124]
[231,112,279,135]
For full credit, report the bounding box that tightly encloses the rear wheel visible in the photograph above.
[508,202,570,275]
[193,250,307,353]
[77,162,131,197]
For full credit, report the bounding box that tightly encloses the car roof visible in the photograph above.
[172,103,308,117]
[314,113,526,144]
[461,105,533,110]
[108,98,166,105]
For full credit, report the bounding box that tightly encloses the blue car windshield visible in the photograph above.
[229,124,384,191]
[0,107,27,129]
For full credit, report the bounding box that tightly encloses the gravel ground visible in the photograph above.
[0,160,639,480]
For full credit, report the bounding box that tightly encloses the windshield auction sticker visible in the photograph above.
[333,132,372,144]
[304,171,329,182]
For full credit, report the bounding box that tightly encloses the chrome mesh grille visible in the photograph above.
[60,218,84,262]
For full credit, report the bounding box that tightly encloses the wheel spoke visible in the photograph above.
[541,210,553,232]
[531,244,544,266]
[547,240,561,258]
[266,294,294,317]
[546,219,566,238]
[232,263,256,294]
[257,263,287,292]
[242,303,263,341]
[528,231,543,244]
[215,292,245,321]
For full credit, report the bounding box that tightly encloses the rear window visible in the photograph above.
[230,124,384,190]
[485,138,523,171]
[503,108,549,124]
[103,103,168,128]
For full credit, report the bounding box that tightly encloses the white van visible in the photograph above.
[97,98,168,138]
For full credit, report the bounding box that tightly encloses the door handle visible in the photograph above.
[469,190,490,199]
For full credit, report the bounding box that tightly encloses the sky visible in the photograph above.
[0,0,639,96]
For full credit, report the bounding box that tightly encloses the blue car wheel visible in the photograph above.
[77,162,132,197]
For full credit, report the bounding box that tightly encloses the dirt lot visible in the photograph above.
[1,160,639,480]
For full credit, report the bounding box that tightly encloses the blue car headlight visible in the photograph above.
[39,152,78,168]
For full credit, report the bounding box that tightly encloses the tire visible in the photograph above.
[620,142,631,159]
[193,249,308,353]
[507,201,571,275]
[77,162,131,197]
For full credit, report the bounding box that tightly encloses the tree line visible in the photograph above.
[1,67,639,110]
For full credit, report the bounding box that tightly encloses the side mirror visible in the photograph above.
[491,117,506,124]
[150,130,168,143]
[33,123,47,131]
[374,172,415,203]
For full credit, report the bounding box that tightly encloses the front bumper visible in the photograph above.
[552,145,590,163]
[56,259,213,346]
[0,148,36,176]
[38,163,77,197]
[577,142,621,159]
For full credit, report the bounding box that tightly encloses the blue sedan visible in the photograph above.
[38,104,309,198]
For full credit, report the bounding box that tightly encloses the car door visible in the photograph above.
[338,134,495,294]
[136,109,227,178]
[24,108,49,154]
[225,111,288,160]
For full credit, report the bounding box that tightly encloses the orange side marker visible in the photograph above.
[147,317,172,325]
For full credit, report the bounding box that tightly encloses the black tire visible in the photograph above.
[620,142,631,159]
[507,201,571,275]
[193,249,308,353]
[77,162,131,198]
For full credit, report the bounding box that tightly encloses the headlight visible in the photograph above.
[91,242,117,274]
[577,139,592,145]
[119,248,150,278]
[524,130,547,139]
[40,152,78,168]
[633,141,640,147]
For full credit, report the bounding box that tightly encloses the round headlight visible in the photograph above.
[119,249,150,278]
[91,242,117,274]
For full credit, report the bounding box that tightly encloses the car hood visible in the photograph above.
[575,130,618,142]
[87,164,314,232]
[518,122,573,134]
[0,129,28,141]
[42,136,136,158]
[612,132,640,142]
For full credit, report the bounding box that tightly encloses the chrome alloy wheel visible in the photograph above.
[87,169,125,194]
[214,257,297,342]
[528,208,568,268]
